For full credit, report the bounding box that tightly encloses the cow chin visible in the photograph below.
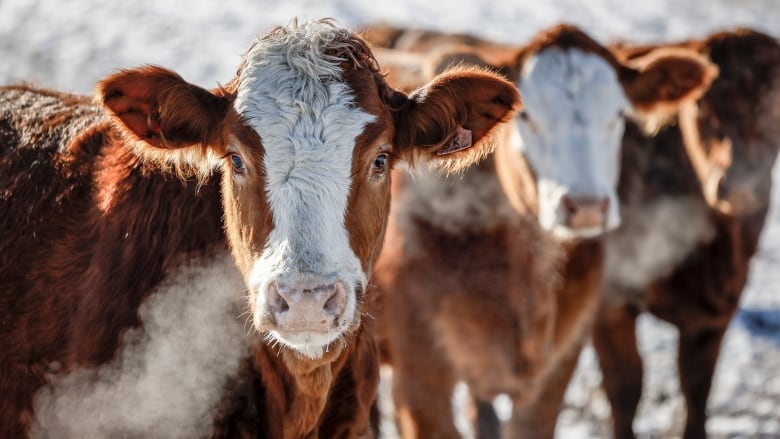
[542,207,621,241]
[267,327,354,360]
[547,223,608,241]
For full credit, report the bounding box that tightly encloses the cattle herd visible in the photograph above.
[0,17,778,439]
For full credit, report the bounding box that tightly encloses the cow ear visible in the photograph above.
[97,66,231,150]
[620,48,717,127]
[393,66,520,173]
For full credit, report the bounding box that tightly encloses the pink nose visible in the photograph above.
[266,280,347,333]
[561,195,610,230]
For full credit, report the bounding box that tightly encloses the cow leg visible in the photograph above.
[592,302,642,439]
[506,336,586,439]
[677,324,727,439]
[472,397,501,439]
[391,349,460,439]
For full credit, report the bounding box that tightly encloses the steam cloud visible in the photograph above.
[31,252,251,439]
[605,196,716,292]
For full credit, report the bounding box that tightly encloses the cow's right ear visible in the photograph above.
[97,66,232,151]
[618,48,717,132]
[392,66,520,173]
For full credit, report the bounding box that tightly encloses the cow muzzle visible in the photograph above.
[560,195,611,231]
[265,278,348,337]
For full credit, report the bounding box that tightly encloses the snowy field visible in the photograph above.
[1,0,779,437]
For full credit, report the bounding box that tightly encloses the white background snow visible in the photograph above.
[1,0,778,437]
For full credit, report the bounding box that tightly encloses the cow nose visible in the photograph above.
[266,280,347,333]
[561,195,610,230]
[714,175,762,216]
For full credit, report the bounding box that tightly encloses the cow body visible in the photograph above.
[596,29,780,439]
[0,20,520,438]
[374,160,605,438]
[367,24,715,438]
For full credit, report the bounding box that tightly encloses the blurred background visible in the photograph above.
[1,0,778,437]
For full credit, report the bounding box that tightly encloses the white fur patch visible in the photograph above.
[513,48,628,237]
[31,252,249,439]
[233,21,374,357]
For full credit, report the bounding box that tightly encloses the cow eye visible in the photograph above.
[230,154,245,173]
[369,153,389,181]
[372,153,388,171]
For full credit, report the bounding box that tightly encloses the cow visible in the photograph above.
[595,29,780,439]
[0,19,520,438]
[365,24,716,438]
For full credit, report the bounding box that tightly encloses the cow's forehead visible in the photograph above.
[233,21,377,192]
[520,48,627,121]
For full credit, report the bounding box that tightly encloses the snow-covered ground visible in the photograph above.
[1,1,778,437]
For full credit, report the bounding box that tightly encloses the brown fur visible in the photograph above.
[0,22,520,439]
[367,24,716,438]
[596,29,780,439]
[0,85,225,438]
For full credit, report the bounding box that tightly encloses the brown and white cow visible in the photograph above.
[595,29,780,439]
[0,19,520,438]
[366,24,716,438]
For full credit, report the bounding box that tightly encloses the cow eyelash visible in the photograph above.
[221,151,246,174]
[230,154,245,173]
[369,151,391,182]
[372,153,388,170]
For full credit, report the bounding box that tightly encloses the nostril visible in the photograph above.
[323,282,347,317]
[562,196,578,215]
[599,198,610,214]
[268,283,290,314]
[277,296,289,312]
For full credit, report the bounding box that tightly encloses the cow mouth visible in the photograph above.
[548,223,610,241]
[269,327,348,360]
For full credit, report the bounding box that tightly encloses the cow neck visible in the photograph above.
[253,338,351,438]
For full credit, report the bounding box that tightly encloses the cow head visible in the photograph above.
[487,25,717,240]
[672,30,780,216]
[97,19,519,359]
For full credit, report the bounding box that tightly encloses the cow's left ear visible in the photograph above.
[392,66,520,173]
[619,47,718,114]
[97,66,232,150]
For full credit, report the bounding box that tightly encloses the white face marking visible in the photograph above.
[233,22,376,358]
[514,48,627,239]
